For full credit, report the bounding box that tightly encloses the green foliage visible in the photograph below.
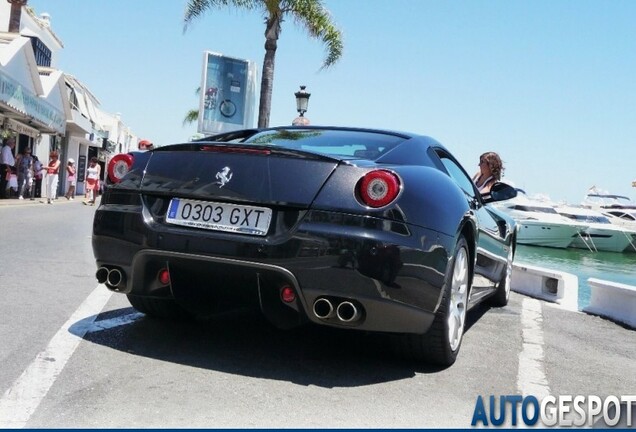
[182,109,199,127]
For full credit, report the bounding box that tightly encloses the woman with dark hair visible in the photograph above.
[16,146,33,200]
[32,155,43,199]
[473,151,504,200]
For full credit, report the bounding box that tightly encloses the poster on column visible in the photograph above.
[198,52,257,135]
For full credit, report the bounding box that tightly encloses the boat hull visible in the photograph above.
[570,226,636,253]
[516,221,581,249]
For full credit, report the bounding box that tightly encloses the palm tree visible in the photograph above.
[182,108,199,126]
[183,0,343,128]
[183,87,201,126]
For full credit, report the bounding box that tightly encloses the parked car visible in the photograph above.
[92,126,517,366]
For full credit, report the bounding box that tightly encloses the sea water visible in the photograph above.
[515,245,636,309]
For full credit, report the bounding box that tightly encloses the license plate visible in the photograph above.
[166,198,272,236]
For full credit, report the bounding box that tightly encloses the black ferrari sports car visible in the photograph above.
[93,126,517,366]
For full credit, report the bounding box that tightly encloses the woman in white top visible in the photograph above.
[84,157,101,205]
[472,151,504,201]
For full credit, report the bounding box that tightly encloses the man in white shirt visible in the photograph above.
[0,137,16,199]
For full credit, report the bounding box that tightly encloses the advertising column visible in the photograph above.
[198,52,256,135]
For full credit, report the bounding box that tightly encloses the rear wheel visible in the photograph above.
[126,295,192,319]
[397,236,470,367]
[490,244,514,307]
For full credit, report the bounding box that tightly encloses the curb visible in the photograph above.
[0,197,92,208]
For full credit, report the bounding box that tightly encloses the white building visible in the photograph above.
[0,2,138,198]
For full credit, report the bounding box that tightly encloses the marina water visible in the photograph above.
[515,245,636,309]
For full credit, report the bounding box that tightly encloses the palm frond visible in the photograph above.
[289,0,343,69]
[183,109,200,126]
[183,0,261,32]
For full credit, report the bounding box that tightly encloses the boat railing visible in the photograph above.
[620,230,636,253]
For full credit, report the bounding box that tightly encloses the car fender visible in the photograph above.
[312,164,471,237]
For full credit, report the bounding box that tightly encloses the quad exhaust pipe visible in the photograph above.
[312,297,362,323]
[312,298,335,319]
[96,266,127,290]
[336,301,360,323]
[96,267,109,284]
[107,268,125,289]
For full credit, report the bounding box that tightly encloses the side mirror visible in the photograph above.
[484,182,517,203]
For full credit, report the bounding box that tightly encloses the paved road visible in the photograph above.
[0,199,634,428]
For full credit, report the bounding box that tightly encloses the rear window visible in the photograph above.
[242,129,406,159]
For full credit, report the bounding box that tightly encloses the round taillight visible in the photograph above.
[107,153,134,183]
[280,285,296,303]
[158,268,170,285]
[358,170,401,208]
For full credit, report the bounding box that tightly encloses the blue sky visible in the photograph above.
[28,0,636,204]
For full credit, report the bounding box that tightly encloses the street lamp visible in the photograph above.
[292,85,311,126]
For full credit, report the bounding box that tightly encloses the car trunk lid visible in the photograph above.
[139,144,341,208]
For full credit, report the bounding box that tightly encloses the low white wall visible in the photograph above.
[511,263,579,310]
[584,278,636,329]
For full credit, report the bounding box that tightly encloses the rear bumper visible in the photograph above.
[92,203,453,334]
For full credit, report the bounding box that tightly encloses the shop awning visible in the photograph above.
[0,70,65,134]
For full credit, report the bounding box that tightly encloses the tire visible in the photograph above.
[126,294,192,320]
[489,244,514,307]
[397,236,471,367]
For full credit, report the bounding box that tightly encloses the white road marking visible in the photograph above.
[517,297,551,398]
[89,312,144,333]
[0,286,113,428]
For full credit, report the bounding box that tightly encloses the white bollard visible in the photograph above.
[584,278,636,329]
[511,263,579,310]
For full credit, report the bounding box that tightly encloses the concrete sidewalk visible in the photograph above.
[0,196,90,207]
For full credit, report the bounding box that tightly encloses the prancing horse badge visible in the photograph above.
[215,166,233,188]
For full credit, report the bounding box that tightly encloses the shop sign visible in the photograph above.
[0,70,65,134]
[3,117,39,138]
[77,154,86,182]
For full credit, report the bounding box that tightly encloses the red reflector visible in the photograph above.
[358,170,401,208]
[280,286,296,303]
[158,269,170,285]
[201,145,271,155]
[107,153,134,183]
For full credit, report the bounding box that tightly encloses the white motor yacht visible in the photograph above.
[602,208,636,230]
[556,206,636,253]
[493,192,585,249]
[581,192,636,211]
[580,191,636,231]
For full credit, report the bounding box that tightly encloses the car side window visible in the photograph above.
[435,151,478,198]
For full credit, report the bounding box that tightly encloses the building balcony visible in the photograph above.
[66,108,91,134]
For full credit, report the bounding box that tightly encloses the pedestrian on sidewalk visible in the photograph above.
[84,157,100,205]
[65,158,76,200]
[43,151,61,204]
[16,147,33,200]
[31,155,43,199]
[0,136,16,199]
[7,167,18,197]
